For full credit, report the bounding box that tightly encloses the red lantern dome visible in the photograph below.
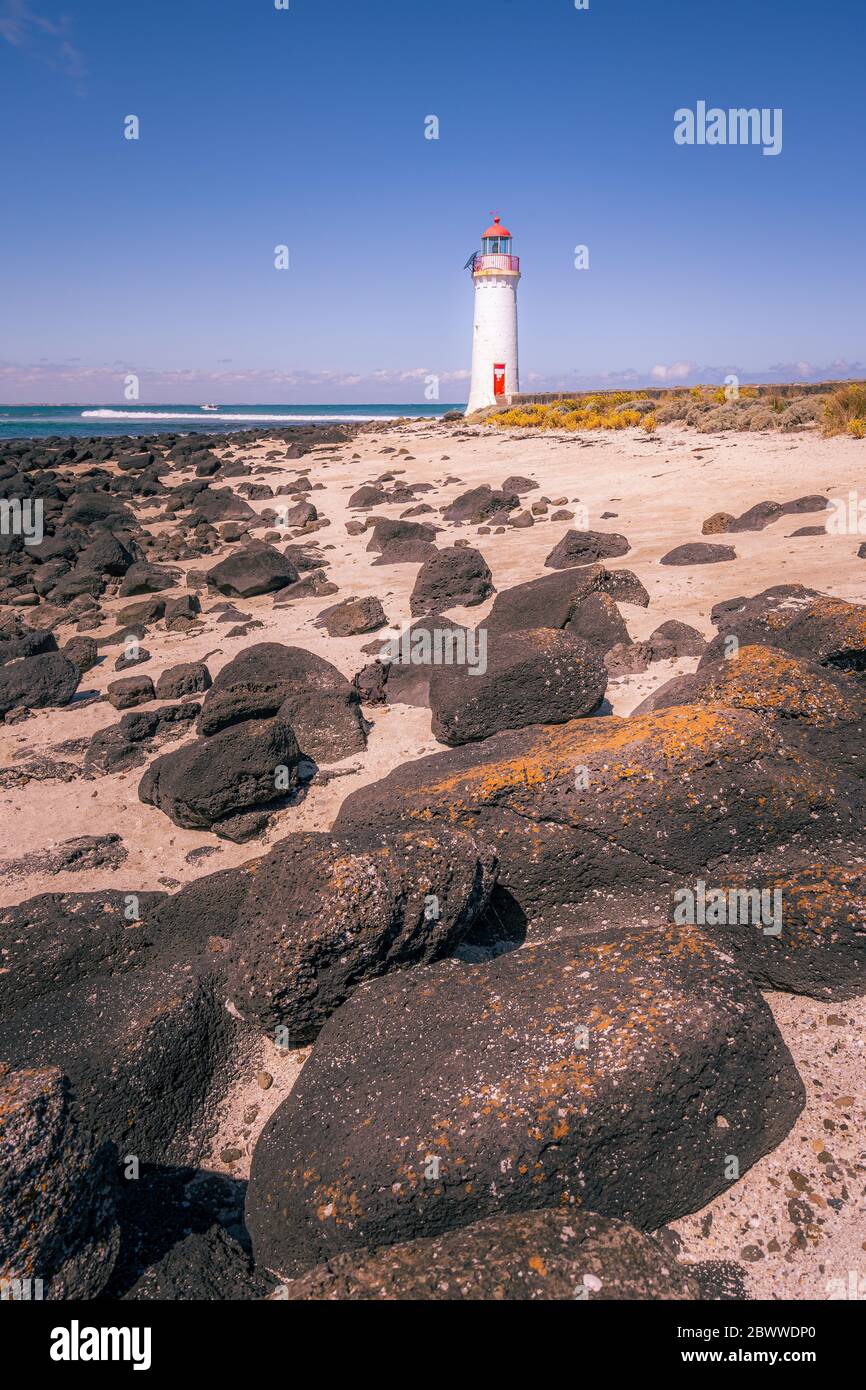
[482,214,511,239]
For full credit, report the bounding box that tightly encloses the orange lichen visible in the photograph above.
[410,706,766,814]
[695,645,860,724]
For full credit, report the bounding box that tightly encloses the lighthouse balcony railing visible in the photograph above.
[471,253,520,273]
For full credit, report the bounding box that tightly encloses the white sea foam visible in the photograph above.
[80,409,404,422]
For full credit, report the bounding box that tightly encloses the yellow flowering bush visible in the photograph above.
[487,392,651,433]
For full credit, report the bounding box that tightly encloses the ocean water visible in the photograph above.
[0,403,461,441]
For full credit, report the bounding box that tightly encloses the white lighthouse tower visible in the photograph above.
[465,214,521,415]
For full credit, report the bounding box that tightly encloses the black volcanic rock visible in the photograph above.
[0,962,232,1163]
[500,475,539,495]
[163,595,201,630]
[83,703,199,776]
[64,493,134,529]
[0,652,80,716]
[708,584,822,638]
[409,546,493,617]
[122,1225,272,1302]
[107,675,155,710]
[0,890,167,1015]
[645,620,707,659]
[727,500,785,532]
[117,597,166,625]
[187,488,257,526]
[727,495,829,532]
[701,588,866,671]
[759,596,866,671]
[0,1065,119,1300]
[282,545,330,573]
[198,643,366,763]
[485,565,649,635]
[669,846,866,1000]
[76,532,136,576]
[429,628,606,745]
[114,646,152,672]
[604,641,650,676]
[155,662,212,701]
[138,705,300,830]
[0,886,237,1162]
[118,562,179,596]
[334,705,863,920]
[372,539,436,565]
[564,592,631,655]
[274,569,338,601]
[207,542,298,598]
[442,485,519,524]
[282,500,317,526]
[225,826,498,1041]
[348,485,388,509]
[0,623,58,664]
[365,519,438,552]
[116,450,154,472]
[544,529,631,569]
[634,643,865,727]
[315,595,387,636]
[372,617,469,708]
[246,926,804,1274]
[61,635,98,672]
[659,543,736,566]
[280,1207,700,1300]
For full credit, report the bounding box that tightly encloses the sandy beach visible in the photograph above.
[4,420,864,901]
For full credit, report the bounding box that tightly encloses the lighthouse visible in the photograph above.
[465,214,521,415]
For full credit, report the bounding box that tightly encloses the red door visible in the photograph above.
[493,363,506,396]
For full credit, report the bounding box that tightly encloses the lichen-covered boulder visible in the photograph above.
[701,588,866,671]
[633,644,866,727]
[672,847,866,999]
[246,925,804,1274]
[336,705,862,920]
[280,1207,700,1300]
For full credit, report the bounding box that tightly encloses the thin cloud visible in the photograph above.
[650,361,697,381]
[532,362,865,392]
[1,359,862,405]
[0,360,477,404]
[0,0,86,92]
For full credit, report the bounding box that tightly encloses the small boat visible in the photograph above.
[200,403,219,411]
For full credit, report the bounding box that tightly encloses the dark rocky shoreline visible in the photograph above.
[2,421,865,1301]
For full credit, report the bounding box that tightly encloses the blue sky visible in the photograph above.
[1,0,863,403]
